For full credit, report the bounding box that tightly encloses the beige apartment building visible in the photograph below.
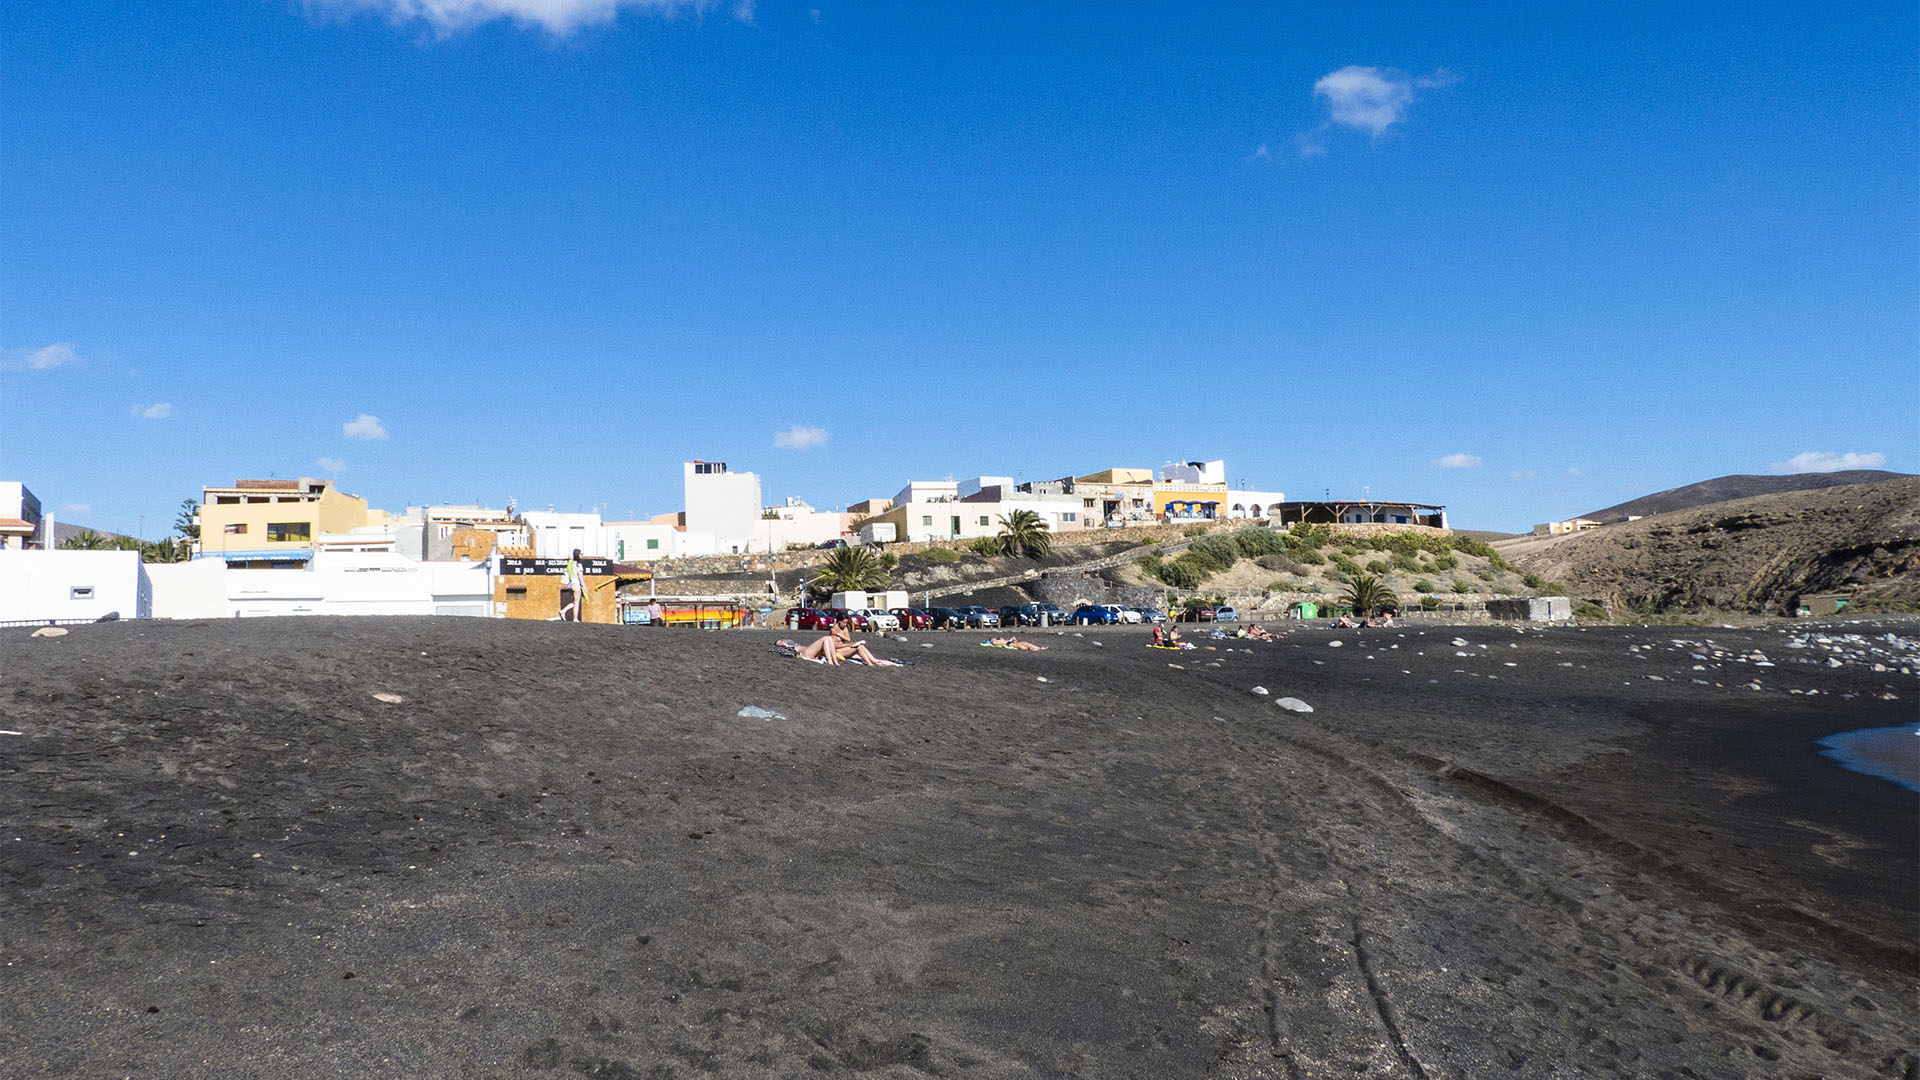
[197,478,370,567]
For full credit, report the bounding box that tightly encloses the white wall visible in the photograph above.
[759,510,846,551]
[521,511,604,558]
[684,462,762,549]
[0,550,150,622]
[148,551,492,619]
[1161,460,1226,485]
[1224,489,1288,519]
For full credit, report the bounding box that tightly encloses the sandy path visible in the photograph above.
[0,617,1913,1078]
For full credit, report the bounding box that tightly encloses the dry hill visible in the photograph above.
[1505,477,1920,614]
[1583,469,1910,523]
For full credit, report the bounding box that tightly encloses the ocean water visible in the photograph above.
[1815,724,1920,794]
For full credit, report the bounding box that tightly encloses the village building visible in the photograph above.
[0,481,45,549]
[493,554,651,623]
[1267,499,1449,530]
[196,478,372,568]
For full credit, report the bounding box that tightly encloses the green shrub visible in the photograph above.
[1521,571,1545,589]
[878,553,899,570]
[1160,554,1212,589]
[1187,534,1242,573]
[1472,567,1495,582]
[968,537,1001,557]
[1339,545,1361,557]
[1326,569,1349,583]
[1413,579,1436,593]
[1257,553,1305,575]
[1420,596,1442,610]
[1451,581,1472,593]
[1333,555,1362,576]
[1391,552,1420,572]
[1294,547,1326,566]
[1365,559,1391,575]
[1573,600,1607,619]
[1430,554,1458,571]
[1183,525,1210,538]
[1287,523,1330,549]
[922,546,960,563]
[1232,527,1288,558]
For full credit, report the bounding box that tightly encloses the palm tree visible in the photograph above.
[996,509,1053,558]
[57,529,114,550]
[809,546,890,603]
[1345,574,1396,617]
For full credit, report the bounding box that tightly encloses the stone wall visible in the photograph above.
[1032,572,1159,609]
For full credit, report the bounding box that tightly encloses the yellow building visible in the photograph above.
[197,478,370,567]
[1152,481,1229,521]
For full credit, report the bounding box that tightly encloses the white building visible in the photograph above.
[520,510,606,558]
[0,550,151,622]
[1157,461,1285,521]
[147,550,492,619]
[0,481,44,549]
[684,461,762,553]
[1159,460,1226,486]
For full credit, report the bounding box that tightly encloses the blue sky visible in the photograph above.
[3,0,1914,536]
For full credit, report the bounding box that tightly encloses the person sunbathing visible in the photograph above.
[985,636,1047,651]
[1245,624,1276,641]
[799,616,902,666]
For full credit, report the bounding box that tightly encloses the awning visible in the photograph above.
[202,549,313,563]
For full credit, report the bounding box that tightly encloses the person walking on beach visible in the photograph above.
[560,549,586,622]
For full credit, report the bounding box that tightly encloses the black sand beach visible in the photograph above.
[2,617,1915,1078]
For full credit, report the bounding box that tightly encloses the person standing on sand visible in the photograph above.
[560,549,586,622]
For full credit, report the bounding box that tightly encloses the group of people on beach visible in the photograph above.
[777,615,904,667]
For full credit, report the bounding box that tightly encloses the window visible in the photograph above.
[978,516,990,526]
[922,516,933,526]
[247,496,269,504]
[70,586,94,600]
[1063,513,1077,522]
[216,496,240,505]
[224,523,248,535]
[266,522,311,542]
[646,538,659,550]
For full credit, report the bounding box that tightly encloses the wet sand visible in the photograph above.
[1,617,1914,1078]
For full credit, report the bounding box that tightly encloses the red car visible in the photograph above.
[1177,606,1217,623]
[890,607,934,630]
[785,607,834,631]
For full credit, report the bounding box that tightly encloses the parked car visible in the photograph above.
[858,609,901,631]
[815,538,850,549]
[957,605,1000,629]
[996,605,1026,627]
[1071,605,1118,625]
[891,608,934,630]
[1176,606,1217,622]
[1101,604,1142,624]
[1134,607,1168,624]
[929,607,969,630]
[785,607,833,631]
[1214,606,1238,622]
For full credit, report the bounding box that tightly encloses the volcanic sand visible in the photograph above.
[1,617,1915,1078]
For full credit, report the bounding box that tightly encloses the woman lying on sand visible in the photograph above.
[982,637,1047,651]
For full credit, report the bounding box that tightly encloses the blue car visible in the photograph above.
[1071,605,1118,625]
[1135,607,1168,624]
[1214,606,1239,622]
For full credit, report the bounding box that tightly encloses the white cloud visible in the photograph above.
[1772,450,1886,474]
[1433,452,1483,468]
[132,402,173,420]
[344,413,390,441]
[1565,467,1584,477]
[317,457,347,473]
[773,424,829,450]
[312,0,748,36]
[1245,143,1271,162]
[28,342,82,370]
[1302,66,1456,152]
[2,342,88,372]
[61,503,92,516]
[1506,469,1538,481]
